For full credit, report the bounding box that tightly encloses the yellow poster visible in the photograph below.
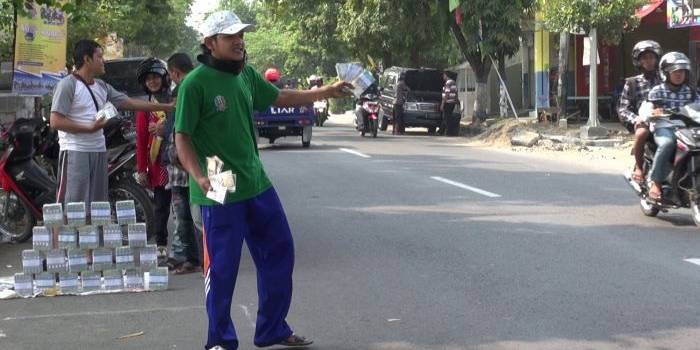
[12,1,68,95]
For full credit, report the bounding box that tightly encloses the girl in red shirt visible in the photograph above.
[135,58,172,257]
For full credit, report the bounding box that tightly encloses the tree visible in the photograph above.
[536,0,646,112]
[0,0,59,61]
[442,0,535,121]
[0,0,200,64]
[261,0,460,80]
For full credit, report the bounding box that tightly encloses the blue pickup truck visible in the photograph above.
[254,105,315,148]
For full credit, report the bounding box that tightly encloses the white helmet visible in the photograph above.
[632,40,662,68]
[659,51,692,83]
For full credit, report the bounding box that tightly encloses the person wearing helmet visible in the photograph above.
[50,39,173,208]
[174,11,352,350]
[308,75,323,89]
[135,57,173,257]
[642,51,698,201]
[619,40,662,185]
[264,68,284,88]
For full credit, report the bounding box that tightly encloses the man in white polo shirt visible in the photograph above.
[50,39,173,206]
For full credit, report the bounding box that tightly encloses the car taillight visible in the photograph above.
[297,119,313,126]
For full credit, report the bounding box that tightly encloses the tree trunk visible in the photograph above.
[498,53,508,118]
[448,19,492,123]
[382,51,393,71]
[473,64,491,122]
[557,32,570,116]
[410,46,420,67]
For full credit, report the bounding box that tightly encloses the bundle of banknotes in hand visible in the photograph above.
[335,62,376,98]
[206,155,236,204]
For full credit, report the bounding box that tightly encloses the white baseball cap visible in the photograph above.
[200,11,255,40]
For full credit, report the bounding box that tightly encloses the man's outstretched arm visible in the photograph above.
[273,81,353,107]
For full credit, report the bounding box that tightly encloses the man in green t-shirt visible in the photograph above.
[175,11,351,350]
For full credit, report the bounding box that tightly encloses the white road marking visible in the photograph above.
[431,176,502,198]
[2,305,204,321]
[339,148,371,158]
[684,258,700,267]
[238,304,256,328]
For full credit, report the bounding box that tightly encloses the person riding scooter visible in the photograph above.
[641,52,698,202]
[309,75,329,126]
[354,83,380,131]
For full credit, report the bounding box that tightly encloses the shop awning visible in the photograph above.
[636,0,664,19]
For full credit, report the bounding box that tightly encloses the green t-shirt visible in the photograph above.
[175,64,280,205]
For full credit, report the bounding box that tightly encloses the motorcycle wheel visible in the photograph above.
[640,198,660,217]
[109,176,155,239]
[0,191,35,243]
[371,119,378,138]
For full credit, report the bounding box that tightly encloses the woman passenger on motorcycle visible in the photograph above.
[135,58,172,257]
[643,52,698,201]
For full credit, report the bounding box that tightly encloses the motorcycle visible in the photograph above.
[0,118,57,243]
[625,103,700,226]
[313,99,329,126]
[354,93,380,138]
[0,115,154,243]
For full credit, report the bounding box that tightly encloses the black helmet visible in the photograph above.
[136,58,170,93]
[632,40,662,68]
[659,51,691,83]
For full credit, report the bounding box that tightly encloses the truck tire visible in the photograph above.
[302,126,312,148]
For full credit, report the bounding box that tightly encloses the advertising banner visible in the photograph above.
[668,0,700,28]
[12,1,68,95]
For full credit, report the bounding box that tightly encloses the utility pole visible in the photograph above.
[581,0,608,139]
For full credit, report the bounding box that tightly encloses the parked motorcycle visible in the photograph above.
[313,99,329,126]
[625,103,700,226]
[355,93,380,138]
[0,115,154,243]
[0,118,57,242]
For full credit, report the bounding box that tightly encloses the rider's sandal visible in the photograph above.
[631,169,645,185]
[648,190,662,202]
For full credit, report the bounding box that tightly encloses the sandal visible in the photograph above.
[166,258,183,271]
[277,334,313,347]
[631,167,645,185]
[174,261,201,275]
[648,189,662,202]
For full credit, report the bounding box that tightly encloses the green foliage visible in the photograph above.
[537,0,645,44]
[260,0,460,79]
[0,0,200,64]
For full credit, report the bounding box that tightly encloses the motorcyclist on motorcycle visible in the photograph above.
[355,83,380,131]
[618,40,662,185]
[308,75,323,89]
[641,52,699,202]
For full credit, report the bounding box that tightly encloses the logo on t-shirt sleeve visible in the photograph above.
[214,96,227,112]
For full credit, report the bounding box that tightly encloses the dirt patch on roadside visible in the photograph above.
[461,118,634,172]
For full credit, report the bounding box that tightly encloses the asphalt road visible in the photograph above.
[3,114,700,350]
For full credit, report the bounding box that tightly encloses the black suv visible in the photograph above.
[379,67,456,133]
[102,57,149,98]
